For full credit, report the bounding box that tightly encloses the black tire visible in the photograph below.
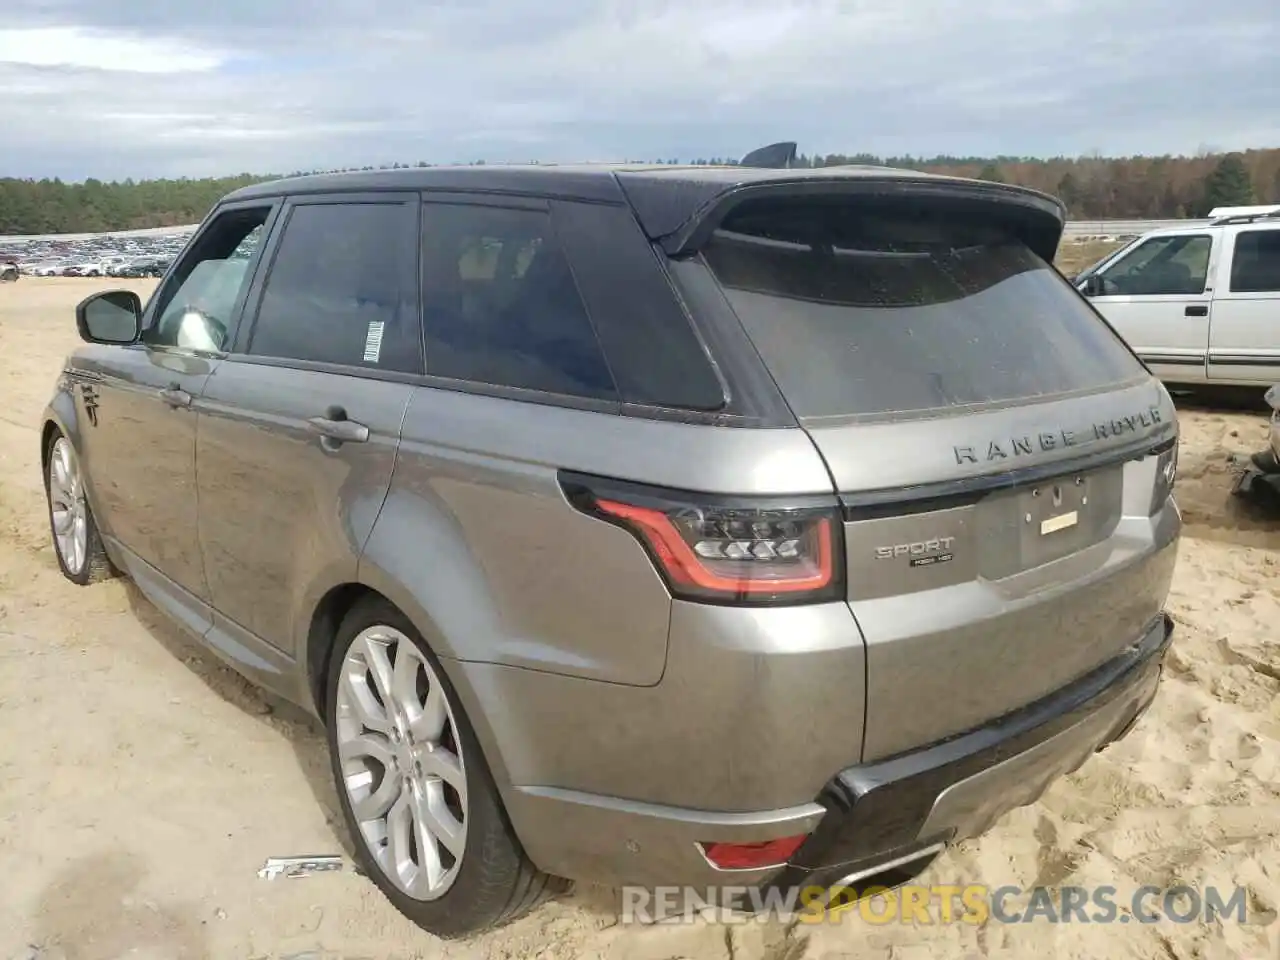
[1250,448,1280,474]
[324,596,569,939]
[43,431,115,585]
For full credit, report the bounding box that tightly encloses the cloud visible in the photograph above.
[0,26,226,72]
[1,0,1278,180]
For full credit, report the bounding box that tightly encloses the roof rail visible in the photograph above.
[1209,210,1280,226]
[1208,203,1280,218]
[738,141,798,169]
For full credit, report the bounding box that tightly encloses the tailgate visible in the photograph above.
[684,185,1183,763]
[808,379,1179,760]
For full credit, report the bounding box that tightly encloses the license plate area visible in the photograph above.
[977,465,1123,579]
[1022,473,1089,542]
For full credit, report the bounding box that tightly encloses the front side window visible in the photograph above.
[420,204,616,401]
[246,201,421,374]
[1229,230,1280,293]
[1095,234,1213,296]
[145,208,270,352]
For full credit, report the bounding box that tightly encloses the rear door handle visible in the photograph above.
[306,408,369,445]
[1185,305,1209,317]
[159,383,192,408]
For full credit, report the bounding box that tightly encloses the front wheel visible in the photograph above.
[325,597,568,938]
[44,433,114,585]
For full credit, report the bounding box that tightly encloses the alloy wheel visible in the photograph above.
[48,437,88,576]
[335,626,469,900]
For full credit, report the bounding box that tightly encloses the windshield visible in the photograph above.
[701,198,1146,420]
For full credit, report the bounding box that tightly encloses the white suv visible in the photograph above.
[1075,208,1280,388]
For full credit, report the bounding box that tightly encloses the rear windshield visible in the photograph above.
[702,198,1145,420]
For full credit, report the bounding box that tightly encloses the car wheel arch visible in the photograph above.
[41,411,112,539]
[302,579,518,797]
[40,419,62,475]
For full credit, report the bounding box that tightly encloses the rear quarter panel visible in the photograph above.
[357,384,835,687]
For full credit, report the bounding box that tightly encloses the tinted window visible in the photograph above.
[421,204,616,400]
[552,201,725,411]
[146,208,269,352]
[247,202,421,373]
[1229,230,1280,293]
[1095,234,1212,296]
[702,197,1145,419]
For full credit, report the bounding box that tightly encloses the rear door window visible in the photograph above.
[420,203,617,401]
[701,197,1146,420]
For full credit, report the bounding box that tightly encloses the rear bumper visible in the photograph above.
[771,611,1171,891]
[504,612,1173,890]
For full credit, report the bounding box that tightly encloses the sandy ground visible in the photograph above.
[0,278,1277,960]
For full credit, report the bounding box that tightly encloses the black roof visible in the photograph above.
[222,163,1066,255]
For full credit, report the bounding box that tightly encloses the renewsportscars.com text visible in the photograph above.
[621,883,1253,926]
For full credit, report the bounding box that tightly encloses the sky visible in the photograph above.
[2,0,1278,182]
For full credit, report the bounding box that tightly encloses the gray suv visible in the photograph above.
[42,163,1181,938]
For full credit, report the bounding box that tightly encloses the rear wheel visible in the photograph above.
[325,596,568,938]
[44,433,114,585]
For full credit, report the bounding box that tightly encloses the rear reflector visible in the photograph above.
[698,834,809,870]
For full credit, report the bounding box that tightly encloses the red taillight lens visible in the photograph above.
[699,835,809,870]
[560,472,844,606]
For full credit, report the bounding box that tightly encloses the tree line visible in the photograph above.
[1,148,1276,236]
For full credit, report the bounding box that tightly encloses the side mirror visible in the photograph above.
[75,290,142,345]
[1081,274,1106,297]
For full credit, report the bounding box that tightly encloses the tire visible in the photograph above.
[1250,448,1280,474]
[324,596,569,939]
[44,432,114,585]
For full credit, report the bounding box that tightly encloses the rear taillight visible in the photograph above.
[560,472,844,606]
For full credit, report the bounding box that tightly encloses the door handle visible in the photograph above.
[159,383,192,408]
[1185,305,1209,317]
[306,407,369,446]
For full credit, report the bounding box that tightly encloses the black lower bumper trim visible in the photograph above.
[780,613,1173,880]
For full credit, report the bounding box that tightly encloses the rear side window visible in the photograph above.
[1229,230,1280,293]
[552,201,726,411]
[247,201,421,374]
[421,203,616,401]
[702,197,1145,420]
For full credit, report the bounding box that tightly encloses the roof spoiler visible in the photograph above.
[654,178,1067,262]
[738,141,798,169]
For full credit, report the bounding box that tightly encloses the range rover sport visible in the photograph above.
[42,160,1180,938]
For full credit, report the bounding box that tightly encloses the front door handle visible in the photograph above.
[159,383,192,408]
[307,406,369,446]
[1185,304,1209,317]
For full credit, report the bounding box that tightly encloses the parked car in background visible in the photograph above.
[1229,383,1280,507]
[43,161,1180,938]
[1,261,18,282]
[1257,383,1280,472]
[1075,207,1280,388]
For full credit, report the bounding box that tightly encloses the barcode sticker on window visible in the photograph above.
[363,321,385,363]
